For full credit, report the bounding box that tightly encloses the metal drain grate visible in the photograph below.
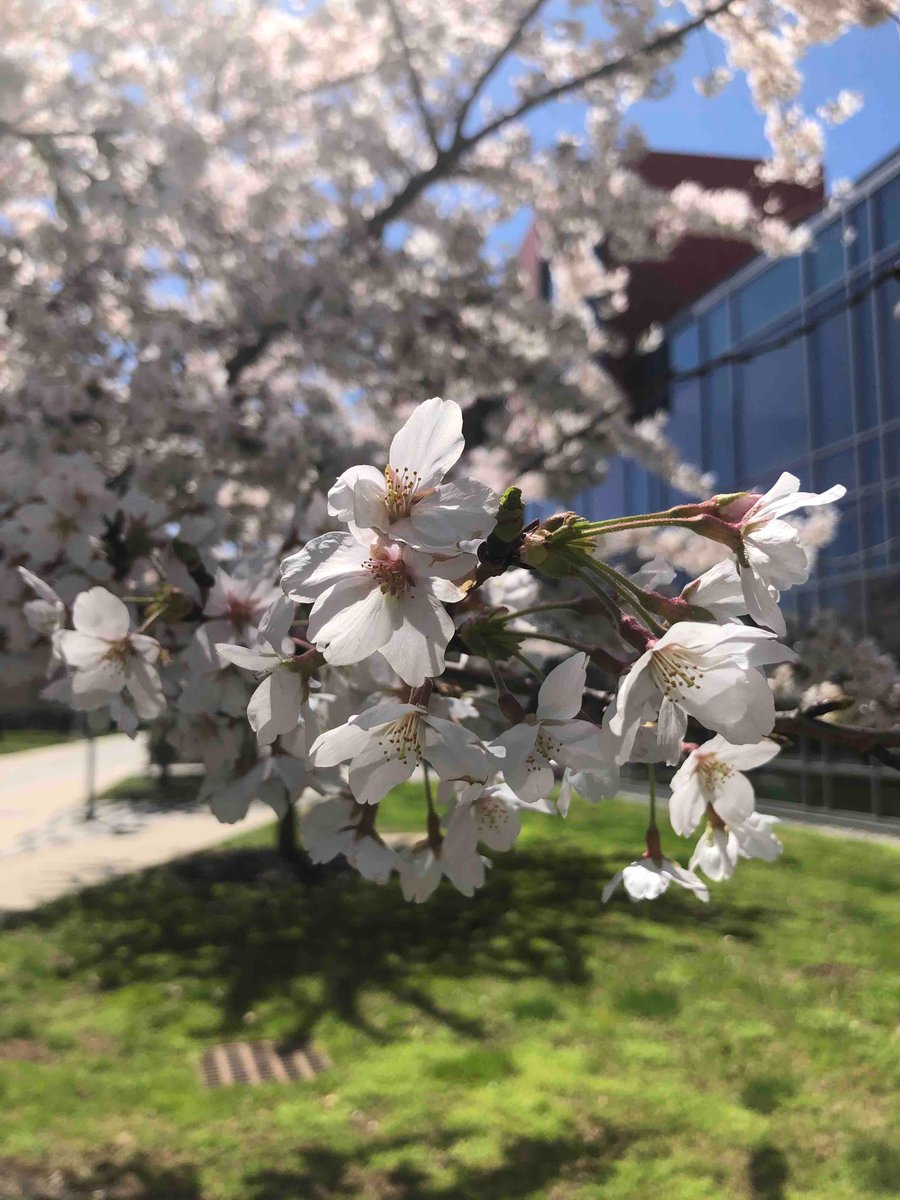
[198,1040,330,1088]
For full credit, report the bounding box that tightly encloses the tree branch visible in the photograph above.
[466,0,736,146]
[450,0,549,142]
[383,0,442,153]
[368,0,737,236]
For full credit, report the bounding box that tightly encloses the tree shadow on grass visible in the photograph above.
[243,1127,636,1200]
[0,1154,201,1200]
[11,840,770,1046]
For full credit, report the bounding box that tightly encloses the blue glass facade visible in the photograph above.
[572,148,900,649]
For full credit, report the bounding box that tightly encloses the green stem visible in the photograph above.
[485,650,508,696]
[496,599,579,623]
[582,558,665,636]
[508,628,591,654]
[512,648,546,680]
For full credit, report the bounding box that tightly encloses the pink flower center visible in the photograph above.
[226,594,256,628]
[649,645,704,700]
[365,542,412,597]
[384,465,421,519]
[696,753,732,790]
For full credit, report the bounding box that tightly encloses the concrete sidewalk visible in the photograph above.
[0,737,275,915]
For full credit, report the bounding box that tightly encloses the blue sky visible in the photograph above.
[631,20,900,184]
[488,17,900,256]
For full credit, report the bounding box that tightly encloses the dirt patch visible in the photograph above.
[0,1039,50,1063]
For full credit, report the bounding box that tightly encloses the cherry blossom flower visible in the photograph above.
[493,652,608,802]
[397,844,446,903]
[281,533,474,686]
[680,559,748,624]
[602,857,710,904]
[203,747,312,824]
[688,827,737,882]
[604,622,796,766]
[55,587,165,721]
[440,781,525,890]
[689,812,783,881]
[327,397,496,551]
[203,567,283,643]
[300,796,400,883]
[17,567,65,637]
[215,641,314,746]
[668,735,780,837]
[732,812,783,862]
[308,700,492,805]
[723,473,846,635]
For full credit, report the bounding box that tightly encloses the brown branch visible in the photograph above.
[450,0,548,142]
[384,0,442,152]
[468,0,736,146]
[368,0,737,236]
[772,711,900,771]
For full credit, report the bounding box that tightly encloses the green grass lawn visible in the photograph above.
[0,728,79,755]
[1,785,898,1200]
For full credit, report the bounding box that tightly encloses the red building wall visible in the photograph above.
[520,149,824,373]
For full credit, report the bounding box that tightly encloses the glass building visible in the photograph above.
[571,146,900,653]
[548,148,900,819]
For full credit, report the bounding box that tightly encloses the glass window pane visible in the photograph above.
[670,323,700,372]
[817,496,859,576]
[875,171,900,251]
[807,220,844,293]
[885,427,900,482]
[858,436,882,487]
[850,294,879,430]
[737,258,801,338]
[667,380,702,468]
[859,491,887,568]
[703,366,735,488]
[877,276,900,421]
[703,302,730,360]
[810,306,854,445]
[814,448,856,491]
[738,334,808,482]
[846,202,870,268]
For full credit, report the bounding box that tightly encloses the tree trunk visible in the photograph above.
[276,802,319,882]
[277,802,300,860]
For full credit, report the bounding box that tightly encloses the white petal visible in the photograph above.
[713,737,780,771]
[601,869,625,903]
[536,652,588,721]
[656,697,688,766]
[622,860,670,901]
[668,769,706,837]
[125,659,166,719]
[309,721,372,767]
[73,588,131,639]
[712,771,756,829]
[56,629,105,669]
[388,396,464,489]
[215,643,278,672]
[377,590,454,686]
[280,532,370,603]
[424,716,492,782]
[739,565,786,636]
[257,594,296,652]
[348,737,416,805]
[308,577,397,666]
[71,658,126,697]
[327,465,385,522]
[402,479,497,549]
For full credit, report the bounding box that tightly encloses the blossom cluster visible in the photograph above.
[12,397,851,905]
